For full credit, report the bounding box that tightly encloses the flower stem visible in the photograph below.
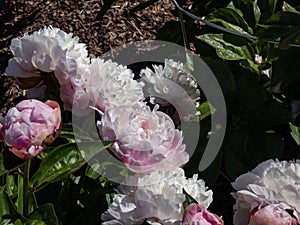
[23,159,31,217]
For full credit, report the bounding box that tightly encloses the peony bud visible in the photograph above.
[183,203,224,225]
[0,99,61,159]
[249,204,298,225]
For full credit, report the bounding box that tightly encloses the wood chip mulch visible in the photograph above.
[0,0,177,115]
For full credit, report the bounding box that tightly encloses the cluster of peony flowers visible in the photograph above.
[232,159,300,225]
[2,26,224,224]
[5,26,300,225]
[101,168,223,225]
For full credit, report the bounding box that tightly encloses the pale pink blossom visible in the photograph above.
[249,203,298,225]
[232,159,300,225]
[182,203,224,225]
[0,99,61,159]
[98,105,188,174]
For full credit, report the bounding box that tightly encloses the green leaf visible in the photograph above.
[209,18,251,35]
[14,220,23,225]
[280,30,300,49]
[198,101,216,121]
[0,219,13,225]
[85,163,101,180]
[283,2,300,14]
[230,0,260,28]
[290,123,300,145]
[6,175,17,197]
[257,0,278,22]
[0,186,11,217]
[26,204,58,225]
[156,21,183,44]
[239,59,260,73]
[17,175,23,215]
[253,0,261,24]
[183,189,198,209]
[196,33,253,61]
[0,154,8,177]
[31,141,111,188]
[206,7,253,34]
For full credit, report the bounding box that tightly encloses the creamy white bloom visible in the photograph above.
[88,58,145,112]
[184,174,213,208]
[5,33,64,84]
[34,26,91,113]
[140,59,200,119]
[102,169,185,225]
[102,168,213,224]
[5,26,91,114]
[232,159,300,225]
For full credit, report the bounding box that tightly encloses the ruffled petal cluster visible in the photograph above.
[232,159,300,225]
[99,105,188,174]
[140,59,200,119]
[102,168,213,224]
[88,58,145,112]
[5,26,91,114]
[248,203,298,225]
[0,99,61,159]
[183,203,224,225]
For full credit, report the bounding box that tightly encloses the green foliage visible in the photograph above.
[31,141,111,188]
[158,0,300,183]
[0,123,114,225]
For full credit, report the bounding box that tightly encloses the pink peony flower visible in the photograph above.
[0,99,61,159]
[182,203,224,225]
[98,105,189,174]
[249,203,298,225]
[232,159,300,225]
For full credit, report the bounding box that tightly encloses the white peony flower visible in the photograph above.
[34,26,91,113]
[102,168,213,224]
[140,59,200,120]
[184,174,213,208]
[5,26,91,114]
[88,58,145,112]
[5,32,64,85]
[232,159,300,225]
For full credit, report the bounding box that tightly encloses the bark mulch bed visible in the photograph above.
[0,0,177,115]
